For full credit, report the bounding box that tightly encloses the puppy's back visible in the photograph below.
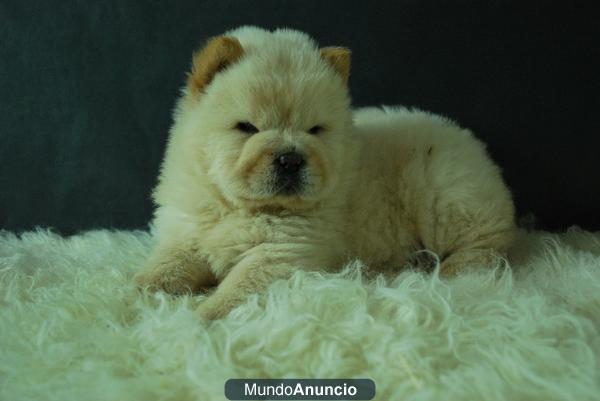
[352,106,505,195]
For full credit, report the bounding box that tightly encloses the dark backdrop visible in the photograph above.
[1,0,599,235]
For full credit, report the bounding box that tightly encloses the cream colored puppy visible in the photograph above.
[134,26,515,320]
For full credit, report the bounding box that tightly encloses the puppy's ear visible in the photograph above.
[187,36,244,96]
[320,47,351,84]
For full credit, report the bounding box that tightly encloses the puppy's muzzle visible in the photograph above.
[273,151,305,194]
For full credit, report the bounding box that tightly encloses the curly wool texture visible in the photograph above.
[1,228,599,401]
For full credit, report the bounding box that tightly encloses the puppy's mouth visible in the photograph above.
[274,173,305,195]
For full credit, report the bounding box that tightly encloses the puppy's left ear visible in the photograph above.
[187,36,245,96]
[320,47,351,84]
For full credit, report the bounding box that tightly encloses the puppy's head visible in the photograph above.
[176,27,354,210]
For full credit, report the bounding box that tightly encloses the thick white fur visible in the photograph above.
[1,228,599,400]
[134,27,515,319]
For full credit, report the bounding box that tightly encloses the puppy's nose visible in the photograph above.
[276,152,304,174]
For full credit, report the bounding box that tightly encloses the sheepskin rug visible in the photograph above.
[1,228,599,401]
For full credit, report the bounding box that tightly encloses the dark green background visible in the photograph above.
[1,1,599,234]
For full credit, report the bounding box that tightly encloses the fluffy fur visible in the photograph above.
[1,228,599,400]
[134,26,515,319]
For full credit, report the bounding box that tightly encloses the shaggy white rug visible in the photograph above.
[1,228,599,401]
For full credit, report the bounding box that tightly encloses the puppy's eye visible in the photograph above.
[308,125,324,135]
[235,122,259,134]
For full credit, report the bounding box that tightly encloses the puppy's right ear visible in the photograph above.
[320,47,351,84]
[187,36,244,96]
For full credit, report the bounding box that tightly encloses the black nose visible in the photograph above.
[276,152,304,174]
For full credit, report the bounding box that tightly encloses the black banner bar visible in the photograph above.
[225,379,375,400]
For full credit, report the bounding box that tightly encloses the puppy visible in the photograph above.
[134,26,516,319]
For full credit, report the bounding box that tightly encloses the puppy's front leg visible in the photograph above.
[135,243,217,295]
[196,244,325,320]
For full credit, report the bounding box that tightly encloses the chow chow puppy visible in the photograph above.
[134,26,515,320]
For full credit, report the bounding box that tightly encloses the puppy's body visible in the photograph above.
[349,107,514,272]
[135,27,515,319]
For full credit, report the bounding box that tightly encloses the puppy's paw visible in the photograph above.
[440,249,502,276]
[134,268,197,295]
[195,295,238,320]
